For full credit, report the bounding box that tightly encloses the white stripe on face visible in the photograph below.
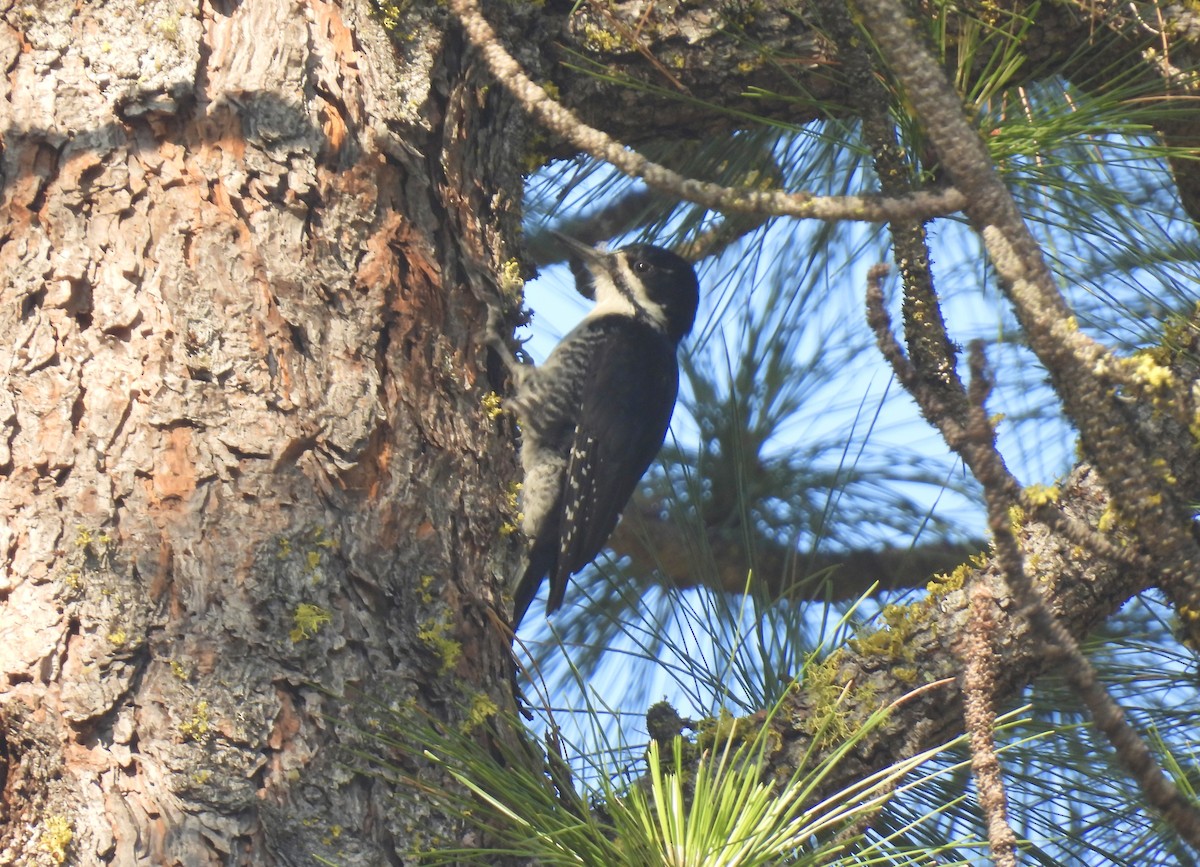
[611,253,669,331]
[583,265,639,321]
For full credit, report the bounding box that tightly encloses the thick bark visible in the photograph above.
[0,0,528,863]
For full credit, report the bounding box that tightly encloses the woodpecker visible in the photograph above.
[490,237,700,628]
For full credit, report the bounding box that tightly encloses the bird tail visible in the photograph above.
[511,541,557,630]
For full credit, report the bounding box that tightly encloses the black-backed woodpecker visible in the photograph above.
[490,237,700,628]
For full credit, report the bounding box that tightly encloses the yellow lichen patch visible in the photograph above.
[460,692,500,733]
[696,706,757,753]
[799,651,877,746]
[849,604,924,662]
[418,615,463,674]
[157,15,180,41]
[579,21,624,53]
[499,259,524,298]
[291,603,332,642]
[500,482,524,536]
[1177,606,1200,649]
[1151,457,1177,485]
[927,562,969,598]
[929,551,990,600]
[1023,483,1060,506]
[481,391,503,420]
[373,0,411,31]
[75,525,115,555]
[179,700,211,741]
[1096,500,1134,536]
[312,527,338,549]
[1126,351,1176,392]
[1151,305,1200,371]
[39,815,72,864]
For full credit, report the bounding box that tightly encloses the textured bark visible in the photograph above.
[0,0,527,863]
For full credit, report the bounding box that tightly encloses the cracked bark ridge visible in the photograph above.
[0,0,526,863]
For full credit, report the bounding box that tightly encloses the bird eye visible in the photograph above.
[634,260,652,273]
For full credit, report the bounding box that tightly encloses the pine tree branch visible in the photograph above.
[517,0,1200,226]
[606,501,980,599]
[762,459,1161,810]
[450,0,968,223]
[853,0,1200,645]
[963,578,1018,867]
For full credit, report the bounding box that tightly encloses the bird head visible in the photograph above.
[556,235,700,344]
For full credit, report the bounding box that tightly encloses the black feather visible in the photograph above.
[512,317,677,621]
[549,323,677,610]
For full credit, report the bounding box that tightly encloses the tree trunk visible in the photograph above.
[0,1,526,862]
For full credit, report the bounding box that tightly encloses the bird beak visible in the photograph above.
[550,231,604,301]
[550,231,605,264]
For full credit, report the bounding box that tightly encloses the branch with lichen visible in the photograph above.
[762,455,1153,810]
[962,578,1018,867]
[963,343,1200,851]
[851,0,1200,643]
[448,0,967,225]
[810,0,969,428]
[866,262,1200,847]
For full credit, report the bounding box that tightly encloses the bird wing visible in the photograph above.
[546,327,679,612]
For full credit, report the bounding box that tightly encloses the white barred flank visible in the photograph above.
[519,454,565,539]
